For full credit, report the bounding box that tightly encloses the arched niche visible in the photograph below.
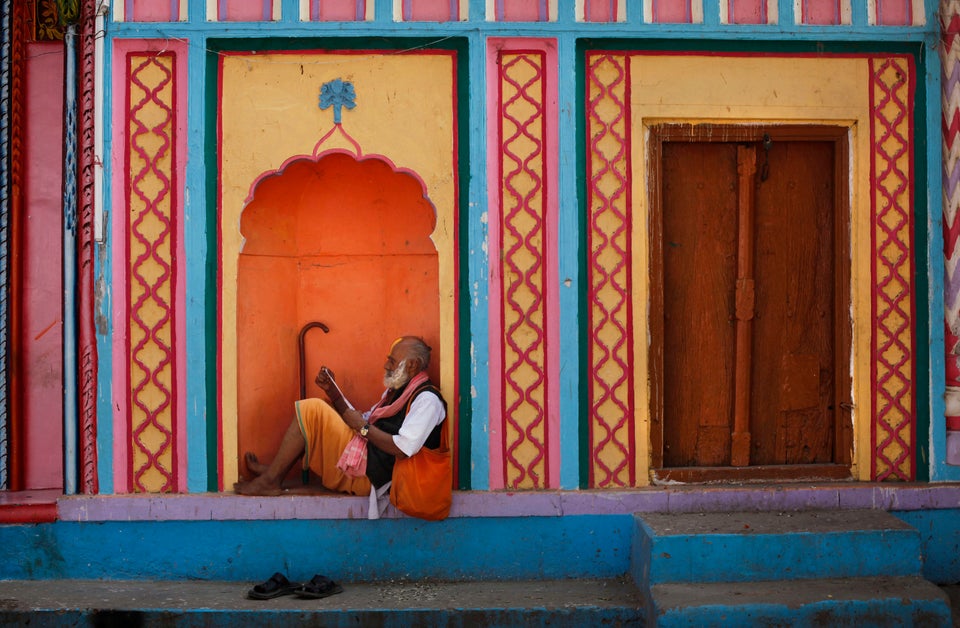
[237,152,441,479]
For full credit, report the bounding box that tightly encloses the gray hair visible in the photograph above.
[399,336,431,372]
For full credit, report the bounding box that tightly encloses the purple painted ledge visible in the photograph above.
[55,484,960,522]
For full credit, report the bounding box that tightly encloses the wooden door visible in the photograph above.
[649,126,852,482]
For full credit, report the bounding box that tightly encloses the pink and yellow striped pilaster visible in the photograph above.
[869,56,916,481]
[112,41,188,493]
[585,53,635,488]
[487,39,559,489]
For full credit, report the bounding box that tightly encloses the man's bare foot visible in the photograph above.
[233,476,285,496]
[244,452,268,477]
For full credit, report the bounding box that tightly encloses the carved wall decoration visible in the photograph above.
[870,55,916,481]
[585,52,634,488]
[0,0,10,491]
[34,0,64,40]
[498,49,550,489]
[77,0,98,493]
[125,52,178,492]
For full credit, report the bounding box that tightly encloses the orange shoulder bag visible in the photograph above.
[390,417,452,521]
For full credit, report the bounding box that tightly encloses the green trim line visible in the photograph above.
[912,41,930,482]
[452,39,472,491]
[575,41,590,489]
[205,45,220,492]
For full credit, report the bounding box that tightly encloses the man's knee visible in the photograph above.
[296,397,339,431]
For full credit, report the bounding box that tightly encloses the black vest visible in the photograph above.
[365,380,445,488]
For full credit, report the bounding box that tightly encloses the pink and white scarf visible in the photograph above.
[337,372,430,477]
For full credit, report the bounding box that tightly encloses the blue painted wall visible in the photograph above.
[893,509,960,584]
[2,509,958,584]
[0,515,633,581]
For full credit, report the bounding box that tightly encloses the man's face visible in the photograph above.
[383,343,412,390]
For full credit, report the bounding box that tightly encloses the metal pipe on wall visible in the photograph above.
[62,22,79,495]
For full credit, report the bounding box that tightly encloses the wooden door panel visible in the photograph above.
[751,141,836,464]
[652,126,849,478]
[661,143,738,467]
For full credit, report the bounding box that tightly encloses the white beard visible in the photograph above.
[383,359,410,390]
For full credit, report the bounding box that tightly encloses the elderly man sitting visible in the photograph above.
[234,336,446,516]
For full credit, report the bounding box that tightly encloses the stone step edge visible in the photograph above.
[649,574,950,611]
[0,577,644,614]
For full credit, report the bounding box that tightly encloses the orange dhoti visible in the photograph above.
[295,398,372,495]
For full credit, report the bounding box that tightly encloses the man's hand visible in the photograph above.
[315,367,341,403]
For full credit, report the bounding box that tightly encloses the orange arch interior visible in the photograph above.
[237,153,441,479]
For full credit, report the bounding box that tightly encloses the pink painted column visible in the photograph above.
[487,39,560,489]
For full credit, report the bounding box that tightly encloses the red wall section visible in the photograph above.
[22,41,64,490]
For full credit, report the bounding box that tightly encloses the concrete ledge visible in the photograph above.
[0,578,645,627]
[56,483,960,522]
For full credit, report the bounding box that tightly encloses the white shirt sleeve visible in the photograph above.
[392,392,446,457]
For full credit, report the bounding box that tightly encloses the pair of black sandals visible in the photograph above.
[247,572,344,600]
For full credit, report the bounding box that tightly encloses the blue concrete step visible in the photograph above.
[633,509,922,587]
[648,575,952,628]
[630,510,953,627]
[0,577,645,627]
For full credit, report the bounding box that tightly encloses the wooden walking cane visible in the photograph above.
[298,322,330,483]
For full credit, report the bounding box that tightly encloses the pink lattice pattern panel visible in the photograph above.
[870,56,915,481]
[586,53,634,488]
[127,53,178,493]
[499,51,549,489]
